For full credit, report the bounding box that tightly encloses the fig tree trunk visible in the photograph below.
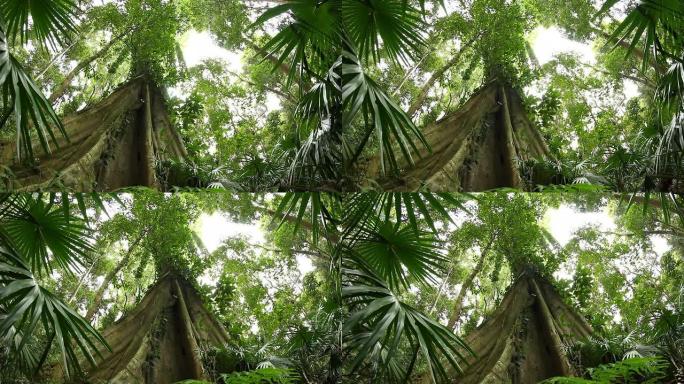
[0,77,187,191]
[448,273,592,384]
[367,81,553,192]
[51,274,233,384]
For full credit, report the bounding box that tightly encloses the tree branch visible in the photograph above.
[84,230,146,322]
[447,234,494,330]
[407,34,479,117]
[48,28,134,104]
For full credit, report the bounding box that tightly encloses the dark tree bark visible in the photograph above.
[449,275,592,384]
[52,275,232,384]
[370,83,551,191]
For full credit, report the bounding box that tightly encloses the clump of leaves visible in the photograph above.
[220,367,298,383]
[173,368,297,384]
[543,357,669,384]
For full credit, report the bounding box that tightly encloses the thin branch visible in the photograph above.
[48,27,134,104]
[580,62,656,89]
[407,34,479,117]
[392,50,431,96]
[36,40,80,81]
[226,68,295,102]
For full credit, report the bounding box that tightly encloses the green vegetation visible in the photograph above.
[0,0,682,191]
[0,192,682,383]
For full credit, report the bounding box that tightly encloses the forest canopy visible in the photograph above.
[0,0,682,191]
[0,191,682,383]
[1,1,683,383]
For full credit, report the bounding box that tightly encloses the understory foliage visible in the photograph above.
[0,194,108,379]
[544,357,669,384]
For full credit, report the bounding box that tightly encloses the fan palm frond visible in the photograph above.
[351,220,445,290]
[272,192,340,245]
[342,192,470,237]
[341,0,426,64]
[0,195,92,277]
[252,0,339,86]
[0,23,68,161]
[0,0,79,47]
[599,0,684,72]
[342,46,429,175]
[0,245,108,378]
[343,266,471,383]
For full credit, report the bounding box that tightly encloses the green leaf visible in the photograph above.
[351,220,445,290]
[341,0,426,64]
[0,195,92,277]
[0,0,79,47]
[342,47,429,175]
[0,245,109,378]
[271,192,339,245]
[342,192,470,238]
[220,367,299,383]
[0,23,68,161]
[343,266,472,383]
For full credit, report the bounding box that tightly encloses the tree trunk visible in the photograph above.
[85,232,145,322]
[49,275,233,384]
[368,82,553,191]
[173,279,206,379]
[447,235,494,329]
[445,275,592,384]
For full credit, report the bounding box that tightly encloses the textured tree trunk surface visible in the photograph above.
[53,274,231,384]
[0,77,187,191]
[368,82,553,192]
[446,274,592,384]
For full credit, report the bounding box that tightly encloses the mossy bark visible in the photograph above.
[52,274,232,384]
[368,82,552,192]
[0,77,186,191]
[446,275,592,384]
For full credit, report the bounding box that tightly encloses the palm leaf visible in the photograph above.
[599,0,684,72]
[252,0,339,86]
[271,192,340,245]
[0,22,67,161]
[0,195,92,277]
[343,266,472,383]
[0,245,108,378]
[0,0,79,47]
[342,47,429,174]
[342,192,470,237]
[0,310,39,374]
[351,220,446,290]
[288,59,348,183]
[341,0,426,64]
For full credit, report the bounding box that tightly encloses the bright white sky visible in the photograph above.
[180,30,243,70]
[195,211,315,277]
[174,30,282,112]
[530,26,640,99]
[544,204,669,255]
